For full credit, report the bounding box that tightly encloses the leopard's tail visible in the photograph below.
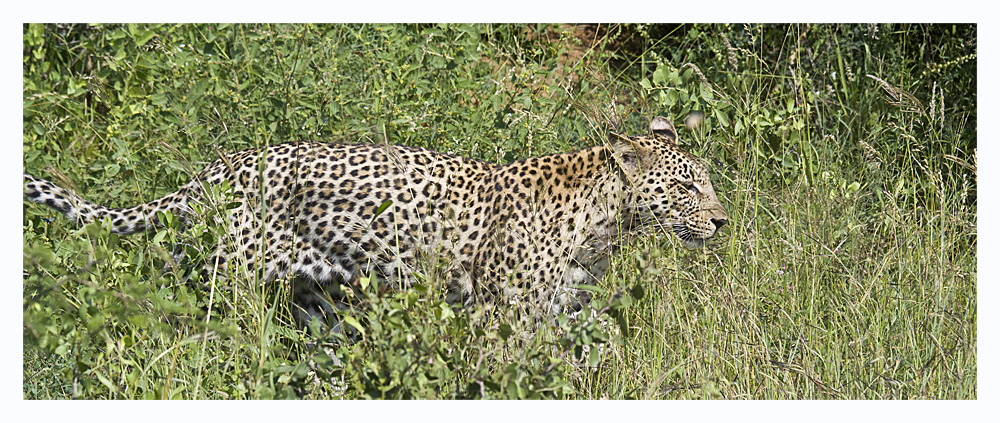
[24,173,190,235]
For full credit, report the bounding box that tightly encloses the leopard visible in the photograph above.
[23,116,728,325]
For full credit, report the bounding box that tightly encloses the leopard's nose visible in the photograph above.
[711,217,728,230]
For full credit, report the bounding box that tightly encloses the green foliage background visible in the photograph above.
[23,23,976,399]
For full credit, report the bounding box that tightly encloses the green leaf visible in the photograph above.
[437,303,455,321]
[370,200,393,225]
[498,323,512,341]
[714,109,730,128]
[668,69,681,85]
[630,283,645,301]
[151,93,169,106]
[96,373,119,393]
[652,65,667,85]
[700,84,714,101]
[342,316,366,336]
[188,78,211,102]
[134,30,157,47]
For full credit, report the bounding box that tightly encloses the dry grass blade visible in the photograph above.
[866,74,925,114]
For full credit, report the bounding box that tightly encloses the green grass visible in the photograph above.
[22,23,976,399]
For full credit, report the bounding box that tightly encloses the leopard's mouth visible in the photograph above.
[637,218,713,249]
[680,236,709,249]
[672,223,710,249]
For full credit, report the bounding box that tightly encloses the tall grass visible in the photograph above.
[23,23,975,399]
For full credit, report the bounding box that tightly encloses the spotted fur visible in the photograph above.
[24,116,727,320]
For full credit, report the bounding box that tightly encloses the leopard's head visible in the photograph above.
[612,116,728,248]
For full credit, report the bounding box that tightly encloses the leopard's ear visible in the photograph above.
[649,116,677,143]
[603,134,646,184]
[607,132,641,167]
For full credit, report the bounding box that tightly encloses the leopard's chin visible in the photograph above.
[671,224,711,249]
[680,237,709,249]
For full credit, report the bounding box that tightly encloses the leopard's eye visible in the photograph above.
[682,181,700,195]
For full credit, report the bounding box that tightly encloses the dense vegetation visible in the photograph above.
[23,23,976,399]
